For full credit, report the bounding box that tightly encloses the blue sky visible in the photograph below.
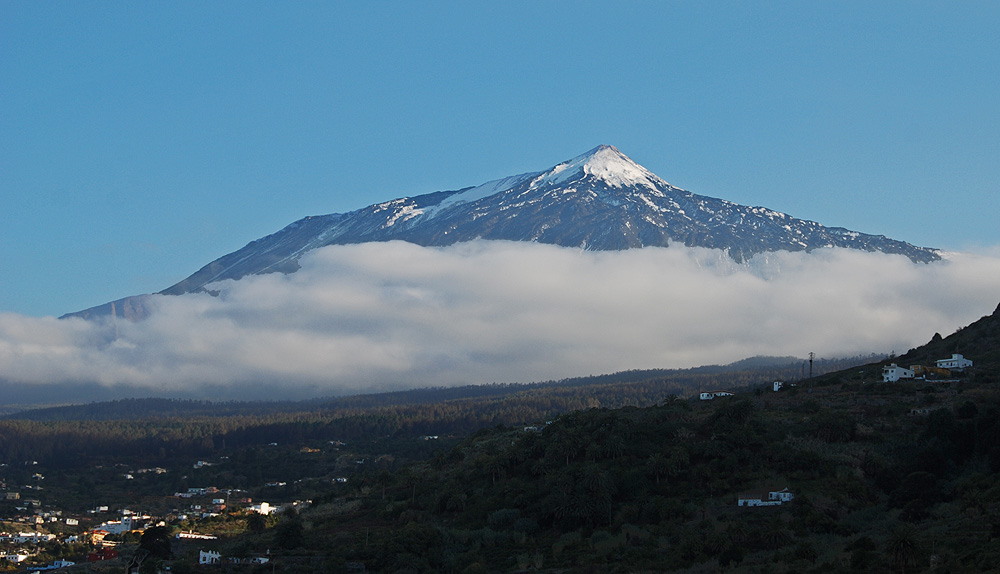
[3,1,999,318]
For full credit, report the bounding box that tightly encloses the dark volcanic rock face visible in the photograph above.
[65,145,939,319]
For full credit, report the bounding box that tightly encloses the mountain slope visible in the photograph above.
[66,145,939,319]
[895,301,1000,370]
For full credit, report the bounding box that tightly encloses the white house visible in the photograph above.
[176,531,218,540]
[28,559,75,571]
[93,516,133,535]
[883,363,915,382]
[936,354,973,371]
[249,502,274,515]
[13,532,56,544]
[199,550,221,565]
[700,391,735,400]
[738,488,795,507]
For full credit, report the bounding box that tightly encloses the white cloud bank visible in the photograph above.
[2,241,999,399]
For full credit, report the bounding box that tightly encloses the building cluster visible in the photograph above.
[0,532,59,566]
[883,354,973,382]
[0,474,296,572]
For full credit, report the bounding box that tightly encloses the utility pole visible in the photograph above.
[809,352,815,379]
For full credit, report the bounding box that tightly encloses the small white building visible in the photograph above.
[199,550,221,565]
[936,354,973,371]
[883,363,915,382]
[250,502,274,515]
[93,515,133,535]
[738,488,795,507]
[699,390,735,400]
[176,531,218,540]
[13,532,56,544]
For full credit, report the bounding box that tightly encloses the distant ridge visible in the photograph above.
[65,145,939,319]
[2,354,872,420]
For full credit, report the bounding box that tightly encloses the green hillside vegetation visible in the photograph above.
[1,306,998,572]
[190,389,1000,572]
[162,305,1000,573]
[0,357,869,468]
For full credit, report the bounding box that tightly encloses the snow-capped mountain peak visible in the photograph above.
[424,146,665,218]
[64,145,941,320]
[533,144,665,190]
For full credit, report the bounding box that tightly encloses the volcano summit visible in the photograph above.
[68,145,939,319]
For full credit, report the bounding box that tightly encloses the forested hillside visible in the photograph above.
[154,302,998,573]
[0,356,872,466]
[2,306,998,572]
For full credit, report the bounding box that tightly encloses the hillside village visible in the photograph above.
[0,303,996,572]
[0,476,305,570]
[1,446,345,572]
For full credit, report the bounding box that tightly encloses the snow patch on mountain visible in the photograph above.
[533,144,666,190]
[425,171,539,217]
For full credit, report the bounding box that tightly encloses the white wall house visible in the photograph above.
[13,532,56,544]
[738,488,795,507]
[176,531,218,540]
[699,391,735,400]
[250,502,274,515]
[883,364,915,382]
[93,516,133,535]
[199,550,221,565]
[936,354,973,371]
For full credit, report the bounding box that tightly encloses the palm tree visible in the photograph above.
[762,521,791,550]
[487,456,509,485]
[887,524,918,574]
[726,520,749,545]
[602,434,626,460]
[667,447,690,479]
[647,453,668,485]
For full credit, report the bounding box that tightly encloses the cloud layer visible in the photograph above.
[2,241,999,400]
